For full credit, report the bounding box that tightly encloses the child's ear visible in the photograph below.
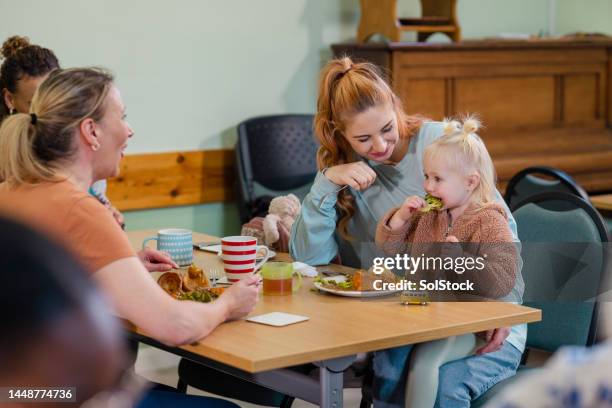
[466,173,480,192]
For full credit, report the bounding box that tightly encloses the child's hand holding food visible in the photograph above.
[389,195,426,229]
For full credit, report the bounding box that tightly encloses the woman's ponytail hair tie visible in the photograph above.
[30,113,37,125]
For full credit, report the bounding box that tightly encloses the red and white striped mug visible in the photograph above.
[221,236,271,282]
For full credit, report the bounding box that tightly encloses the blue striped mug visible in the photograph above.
[142,228,193,266]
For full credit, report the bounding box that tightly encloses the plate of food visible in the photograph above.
[313,268,401,298]
[158,263,225,303]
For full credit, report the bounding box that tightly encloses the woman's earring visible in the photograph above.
[91,143,100,151]
[9,108,15,115]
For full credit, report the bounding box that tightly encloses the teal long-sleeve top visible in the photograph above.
[289,121,526,352]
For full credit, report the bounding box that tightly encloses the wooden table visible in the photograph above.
[130,230,541,407]
[591,194,612,212]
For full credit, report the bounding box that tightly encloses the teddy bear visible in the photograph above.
[262,194,301,252]
[240,194,301,252]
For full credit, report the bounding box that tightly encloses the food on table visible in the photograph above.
[420,194,443,213]
[208,287,226,297]
[351,268,398,291]
[314,275,354,290]
[178,287,225,303]
[315,267,398,291]
[158,264,223,303]
[183,263,210,292]
[158,272,182,298]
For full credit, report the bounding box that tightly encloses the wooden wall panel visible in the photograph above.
[454,77,555,129]
[107,149,234,211]
[563,74,600,124]
[398,78,446,120]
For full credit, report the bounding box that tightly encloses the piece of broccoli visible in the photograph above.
[421,194,443,213]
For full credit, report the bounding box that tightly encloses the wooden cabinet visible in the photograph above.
[332,39,612,193]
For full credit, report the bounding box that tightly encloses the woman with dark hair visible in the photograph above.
[0,35,59,121]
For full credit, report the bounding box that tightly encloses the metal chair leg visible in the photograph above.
[360,353,374,408]
[280,395,294,408]
[176,378,188,393]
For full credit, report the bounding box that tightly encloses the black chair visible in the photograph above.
[177,359,297,407]
[472,192,610,406]
[504,166,590,210]
[235,114,319,223]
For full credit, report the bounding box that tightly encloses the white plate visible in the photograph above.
[197,244,277,261]
[313,275,401,298]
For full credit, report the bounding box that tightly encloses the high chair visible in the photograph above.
[404,192,610,407]
[404,334,481,407]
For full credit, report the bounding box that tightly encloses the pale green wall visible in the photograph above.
[556,0,612,35]
[1,0,602,233]
[124,202,241,237]
[0,0,360,152]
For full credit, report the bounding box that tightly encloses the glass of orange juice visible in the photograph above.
[261,262,302,296]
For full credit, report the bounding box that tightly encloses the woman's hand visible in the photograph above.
[222,275,260,320]
[475,327,510,354]
[138,248,178,272]
[325,162,376,191]
[388,195,425,229]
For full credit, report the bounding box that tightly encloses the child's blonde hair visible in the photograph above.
[424,115,496,207]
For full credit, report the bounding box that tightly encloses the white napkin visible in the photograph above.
[247,312,309,327]
[292,261,318,277]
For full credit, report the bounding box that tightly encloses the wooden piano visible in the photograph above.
[332,39,612,193]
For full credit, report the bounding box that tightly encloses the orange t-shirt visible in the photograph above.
[0,179,135,273]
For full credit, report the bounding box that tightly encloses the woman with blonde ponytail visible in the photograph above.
[0,35,123,227]
[0,68,260,407]
[290,57,526,407]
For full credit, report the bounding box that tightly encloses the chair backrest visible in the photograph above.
[512,192,610,352]
[504,166,590,210]
[235,114,318,223]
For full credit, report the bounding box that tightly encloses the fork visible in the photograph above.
[208,267,222,287]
